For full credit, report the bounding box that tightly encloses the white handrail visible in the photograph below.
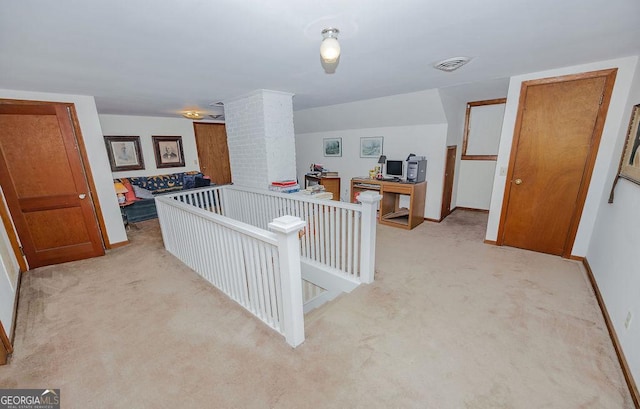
[211,185,381,283]
[156,184,381,345]
[156,194,306,347]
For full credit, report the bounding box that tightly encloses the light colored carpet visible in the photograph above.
[0,210,633,408]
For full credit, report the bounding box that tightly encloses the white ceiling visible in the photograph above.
[1,0,639,118]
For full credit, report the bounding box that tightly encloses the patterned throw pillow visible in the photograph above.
[132,185,155,199]
[183,174,196,190]
[121,179,138,202]
[128,176,148,189]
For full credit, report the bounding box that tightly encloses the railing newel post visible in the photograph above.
[269,215,306,347]
[357,191,382,284]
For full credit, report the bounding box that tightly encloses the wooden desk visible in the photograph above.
[351,178,426,230]
[305,174,341,201]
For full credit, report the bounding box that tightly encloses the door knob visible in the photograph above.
[514,179,522,185]
[79,194,86,199]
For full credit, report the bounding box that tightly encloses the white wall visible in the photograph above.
[465,103,505,155]
[262,91,297,184]
[486,56,639,257]
[439,79,509,211]
[294,89,448,220]
[586,60,640,386]
[224,90,296,189]
[98,114,200,178]
[0,192,19,334]
[455,103,505,210]
[295,89,447,134]
[456,161,497,210]
[295,124,447,219]
[0,89,127,246]
[438,91,466,209]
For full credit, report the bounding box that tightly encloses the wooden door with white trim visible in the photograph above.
[193,123,232,185]
[0,102,104,268]
[498,69,616,257]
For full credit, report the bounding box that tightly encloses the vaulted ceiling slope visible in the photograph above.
[1,0,639,118]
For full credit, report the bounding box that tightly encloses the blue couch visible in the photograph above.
[117,172,211,223]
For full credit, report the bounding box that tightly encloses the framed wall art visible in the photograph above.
[152,136,185,168]
[104,136,145,171]
[619,104,640,184]
[609,104,640,203]
[360,136,383,158]
[323,137,342,157]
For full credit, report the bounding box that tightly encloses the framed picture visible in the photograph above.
[323,137,342,157]
[152,136,185,168]
[619,104,640,185]
[104,136,145,171]
[360,136,383,158]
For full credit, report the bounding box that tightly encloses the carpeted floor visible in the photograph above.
[0,210,633,408]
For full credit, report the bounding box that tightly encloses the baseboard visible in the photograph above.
[438,207,457,222]
[1,268,25,364]
[582,258,639,408]
[453,206,490,213]
[483,239,497,245]
[109,240,130,249]
[0,324,9,365]
[424,218,440,223]
[569,255,585,261]
[1,313,13,364]
[0,320,12,355]
[10,269,22,342]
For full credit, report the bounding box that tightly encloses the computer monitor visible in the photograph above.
[385,160,403,178]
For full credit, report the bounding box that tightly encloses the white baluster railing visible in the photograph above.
[216,185,381,284]
[155,184,380,343]
[156,193,306,347]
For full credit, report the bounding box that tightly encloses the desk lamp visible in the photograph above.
[114,182,128,204]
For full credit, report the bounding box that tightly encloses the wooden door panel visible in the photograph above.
[2,115,76,197]
[194,123,232,185]
[19,195,80,212]
[26,208,91,248]
[501,74,611,255]
[0,102,104,268]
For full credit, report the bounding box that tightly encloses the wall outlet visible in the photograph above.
[624,311,633,330]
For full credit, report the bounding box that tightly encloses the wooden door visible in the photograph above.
[499,69,616,257]
[441,146,457,220]
[193,123,232,185]
[0,102,105,268]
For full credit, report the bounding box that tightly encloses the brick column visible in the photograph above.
[224,90,296,189]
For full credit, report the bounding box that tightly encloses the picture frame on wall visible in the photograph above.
[104,135,145,171]
[152,135,185,168]
[619,104,640,185]
[360,136,383,158]
[323,137,342,157]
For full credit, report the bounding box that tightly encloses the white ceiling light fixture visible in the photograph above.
[182,111,203,120]
[433,56,473,72]
[320,28,340,63]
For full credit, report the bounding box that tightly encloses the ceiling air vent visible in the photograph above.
[433,56,472,72]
